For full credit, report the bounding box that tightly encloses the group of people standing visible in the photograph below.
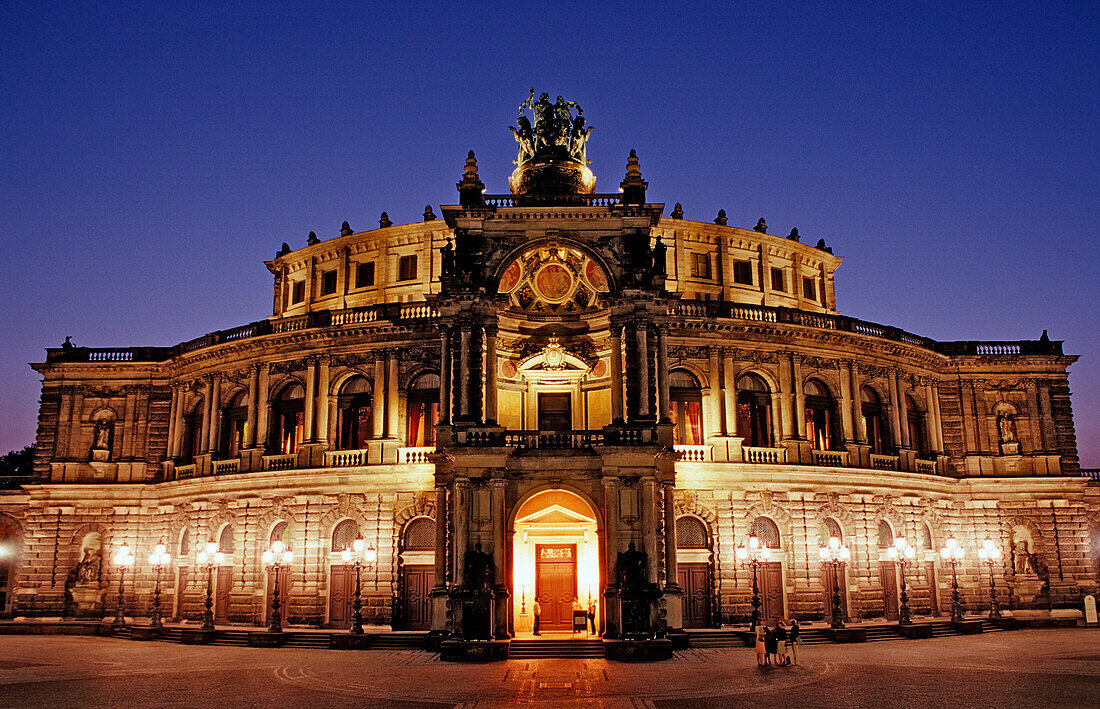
[754,619,800,667]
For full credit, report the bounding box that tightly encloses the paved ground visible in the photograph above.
[0,629,1097,708]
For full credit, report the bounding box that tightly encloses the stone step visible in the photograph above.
[508,639,605,658]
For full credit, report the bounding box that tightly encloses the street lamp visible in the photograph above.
[111,543,135,629]
[340,535,376,634]
[818,536,850,629]
[977,537,1003,618]
[736,533,771,631]
[147,541,171,630]
[262,540,294,632]
[939,534,966,622]
[886,536,917,625]
[195,541,224,632]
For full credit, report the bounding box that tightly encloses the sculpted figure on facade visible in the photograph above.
[514,88,589,165]
[997,414,1018,444]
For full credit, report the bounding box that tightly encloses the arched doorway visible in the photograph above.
[0,520,20,617]
[512,489,600,635]
[399,517,435,630]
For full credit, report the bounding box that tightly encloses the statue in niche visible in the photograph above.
[441,238,455,279]
[616,541,648,592]
[651,235,667,278]
[1012,538,1037,575]
[997,414,1018,444]
[463,542,494,592]
[76,547,101,584]
[92,420,112,451]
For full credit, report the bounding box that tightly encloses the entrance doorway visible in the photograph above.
[329,565,354,628]
[880,562,899,620]
[759,562,783,624]
[403,565,433,630]
[822,563,847,623]
[214,567,232,621]
[536,545,577,631]
[537,393,571,431]
[678,564,710,628]
[512,489,600,636]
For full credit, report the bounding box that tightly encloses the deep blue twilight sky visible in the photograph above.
[1,2,1097,465]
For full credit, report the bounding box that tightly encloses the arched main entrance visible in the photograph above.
[511,489,600,635]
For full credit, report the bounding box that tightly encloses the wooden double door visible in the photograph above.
[758,562,784,624]
[677,563,710,628]
[265,567,290,624]
[822,563,848,622]
[880,562,899,620]
[536,544,577,631]
[403,565,434,630]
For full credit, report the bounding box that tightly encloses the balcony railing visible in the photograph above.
[174,463,196,480]
[262,454,296,471]
[324,449,367,468]
[743,446,787,464]
[811,449,850,467]
[674,445,712,462]
[480,193,623,208]
[870,454,900,471]
[915,458,938,475]
[212,459,239,476]
[398,446,435,463]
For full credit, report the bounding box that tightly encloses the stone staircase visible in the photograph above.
[508,638,605,659]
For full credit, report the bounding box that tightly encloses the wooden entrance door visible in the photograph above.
[924,562,940,616]
[759,562,783,623]
[265,567,290,624]
[538,393,571,431]
[536,544,576,630]
[329,565,355,628]
[403,565,434,630]
[822,563,847,623]
[880,562,899,620]
[214,566,232,621]
[677,563,710,628]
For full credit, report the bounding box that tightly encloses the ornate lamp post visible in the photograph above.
[110,543,135,629]
[736,533,771,631]
[818,535,850,629]
[340,535,376,634]
[196,541,224,632]
[886,536,917,625]
[939,534,966,622]
[262,539,294,633]
[977,537,1003,618]
[147,541,171,630]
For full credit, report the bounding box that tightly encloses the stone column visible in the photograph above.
[303,358,317,442]
[245,366,260,448]
[838,362,854,444]
[453,479,470,587]
[887,371,903,450]
[317,357,330,444]
[433,485,448,585]
[205,376,223,453]
[166,385,180,459]
[792,354,805,439]
[200,377,213,453]
[1031,381,1048,451]
[459,325,472,420]
[602,477,621,636]
[850,362,866,443]
[256,364,270,452]
[484,326,498,424]
[439,329,452,423]
[723,352,737,435]
[707,348,722,436]
[636,322,650,419]
[387,352,399,438]
[663,484,679,589]
[776,357,791,440]
[469,326,484,424]
[896,372,910,449]
[610,323,625,422]
[641,478,658,584]
[1039,382,1055,453]
[925,382,941,453]
[657,326,671,423]
[973,384,990,453]
[490,478,508,638]
[372,356,386,438]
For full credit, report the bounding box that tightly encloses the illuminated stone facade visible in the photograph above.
[1,113,1097,635]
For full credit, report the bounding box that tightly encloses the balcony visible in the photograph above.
[262,454,296,472]
[212,459,239,476]
[324,449,367,468]
[811,449,850,467]
[870,454,900,471]
[673,445,713,462]
[743,446,787,464]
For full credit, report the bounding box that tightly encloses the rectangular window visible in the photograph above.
[320,269,337,296]
[733,260,752,285]
[690,253,711,279]
[771,267,785,292]
[355,261,375,289]
[291,280,305,304]
[802,276,817,301]
[398,254,417,281]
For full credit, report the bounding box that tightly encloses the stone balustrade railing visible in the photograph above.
[324,449,367,467]
[262,454,296,472]
[212,459,239,476]
[673,445,712,462]
[743,446,787,464]
[915,459,938,475]
[1080,469,1100,482]
[481,193,622,208]
[811,449,850,467]
[398,446,435,463]
[870,454,900,471]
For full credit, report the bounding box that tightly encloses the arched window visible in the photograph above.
[920,523,933,551]
[737,374,772,447]
[819,518,843,545]
[179,529,190,558]
[804,379,836,451]
[219,390,249,459]
[403,518,435,551]
[270,521,288,546]
[218,525,235,555]
[861,386,889,454]
[337,376,372,450]
[749,516,781,549]
[180,399,204,463]
[270,383,305,455]
[407,373,440,447]
[331,519,360,552]
[675,516,709,549]
[669,370,703,445]
[906,394,928,458]
[877,520,894,549]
